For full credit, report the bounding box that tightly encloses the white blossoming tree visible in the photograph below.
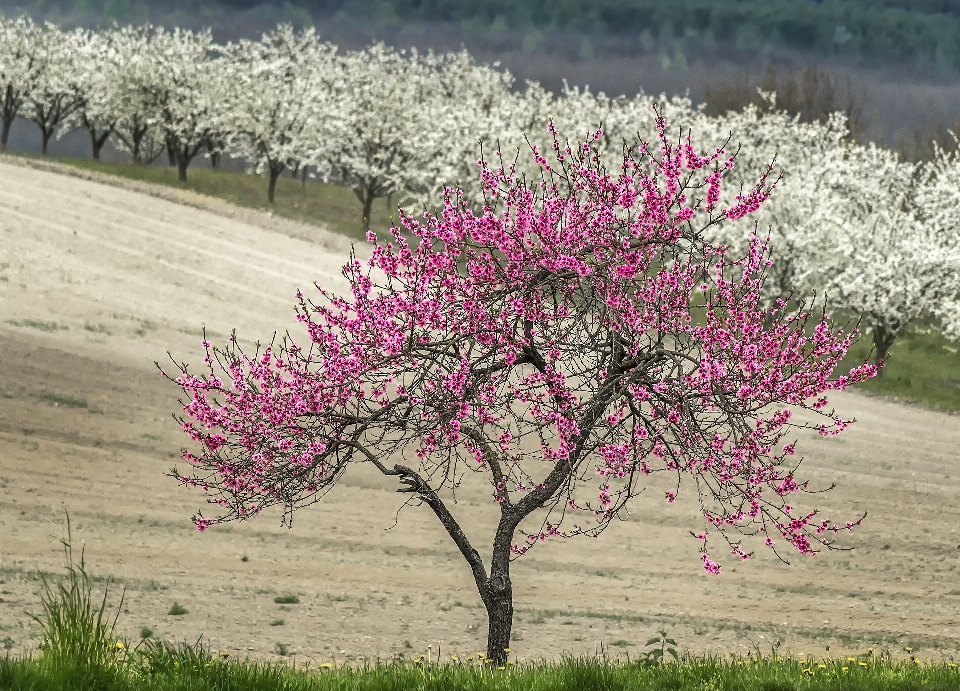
[823,147,958,365]
[26,25,88,155]
[105,25,171,165]
[60,26,118,160]
[150,28,225,182]
[699,105,852,305]
[220,25,339,203]
[318,44,455,227]
[0,15,46,151]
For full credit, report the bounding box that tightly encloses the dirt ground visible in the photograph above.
[1,158,959,666]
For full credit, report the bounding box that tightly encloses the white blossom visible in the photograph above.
[0,15,45,150]
[220,25,339,203]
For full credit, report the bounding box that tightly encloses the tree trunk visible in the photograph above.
[177,157,189,182]
[1,118,11,151]
[362,190,374,230]
[210,151,220,169]
[390,463,519,666]
[90,130,110,160]
[167,140,176,167]
[268,166,282,203]
[301,165,307,187]
[1,84,15,151]
[483,565,513,664]
[132,131,143,165]
[41,129,53,155]
[872,325,896,374]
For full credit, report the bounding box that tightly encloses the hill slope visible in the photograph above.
[0,160,958,663]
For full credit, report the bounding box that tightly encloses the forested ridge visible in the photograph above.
[5,0,960,69]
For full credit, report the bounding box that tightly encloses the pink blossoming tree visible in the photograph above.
[167,113,876,664]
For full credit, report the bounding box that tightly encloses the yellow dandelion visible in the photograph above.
[842,666,849,672]
[114,641,125,650]
[219,652,231,659]
[818,664,827,670]
[508,660,516,666]
[913,658,921,665]
[905,647,913,653]
[451,656,459,662]
[947,662,957,669]
[498,666,506,670]
[868,648,874,655]
[846,657,856,663]
[859,661,868,667]
[801,668,813,676]
[466,656,474,661]
[503,648,510,653]
[320,662,333,669]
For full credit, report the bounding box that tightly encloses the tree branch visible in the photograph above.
[393,464,490,605]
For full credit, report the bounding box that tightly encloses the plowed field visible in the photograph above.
[1,159,958,664]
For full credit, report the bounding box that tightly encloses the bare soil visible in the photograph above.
[1,159,959,665]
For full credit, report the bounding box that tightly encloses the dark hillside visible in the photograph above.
[3,0,960,157]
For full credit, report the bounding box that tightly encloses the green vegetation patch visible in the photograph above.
[6,318,67,332]
[841,328,960,410]
[166,603,187,616]
[0,648,958,691]
[36,392,87,408]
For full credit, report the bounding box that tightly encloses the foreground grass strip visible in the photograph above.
[1,653,958,691]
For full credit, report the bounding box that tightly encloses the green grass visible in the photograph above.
[840,328,960,410]
[1,647,958,691]
[6,319,67,332]
[274,595,300,605]
[167,603,188,616]
[35,392,88,409]
[5,152,400,243]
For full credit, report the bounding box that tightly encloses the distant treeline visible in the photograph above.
[5,0,960,70]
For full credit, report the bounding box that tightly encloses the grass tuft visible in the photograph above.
[84,323,111,334]
[36,392,88,408]
[167,603,187,616]
[28,512,127,691]
[7,318,67,332]
[273,595,300,604]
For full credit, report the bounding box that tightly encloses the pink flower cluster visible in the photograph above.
[168,108,875,575]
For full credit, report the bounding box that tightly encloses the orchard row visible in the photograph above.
[1,16,959,359]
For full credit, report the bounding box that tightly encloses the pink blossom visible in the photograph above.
[168,112,873,587]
